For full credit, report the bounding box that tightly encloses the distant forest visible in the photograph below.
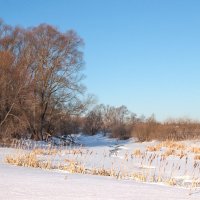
[0,19,200,144]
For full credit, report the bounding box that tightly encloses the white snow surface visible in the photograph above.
[1,134,200,200]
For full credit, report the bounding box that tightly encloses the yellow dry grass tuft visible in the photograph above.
[191,147,200,154]
[194,155,200,160]
[132,172,147,182]
[132,149,142,157]
[159,141,186,150]
[59,160,85,174]
[92,168,116,177]
[146,145,160,152]
[161,149,176,158]
[166,178,177,186]
[5,152,53,169]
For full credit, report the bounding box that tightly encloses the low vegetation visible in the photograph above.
[4,139,200,190]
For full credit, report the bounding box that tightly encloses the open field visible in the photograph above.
[1,134,200,199]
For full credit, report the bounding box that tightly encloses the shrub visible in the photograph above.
[110,124,132,140]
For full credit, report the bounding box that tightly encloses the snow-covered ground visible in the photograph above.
[1,134,200,199]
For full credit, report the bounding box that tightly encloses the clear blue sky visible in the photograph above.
[1,0,200,121]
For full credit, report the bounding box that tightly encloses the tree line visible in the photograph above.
[84,106,200,141]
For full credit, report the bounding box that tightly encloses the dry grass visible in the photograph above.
[4,139,200,191]
[59,160,85,174]
[166,178,177,186]
[146,146,160,152]
[5,152,53,169]
[146,141,187,159]
[132,172,147,182]
[92,168,117,177]
[132,149,142,157]
[194,155,200,160]
[175,151,187,159]
[191,147,200,154]
[161,149,176,158]
[146,141,186,155]
[157,141,186,150]
[5,150,118,178]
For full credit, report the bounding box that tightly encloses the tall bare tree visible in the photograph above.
[0,21,32,139]
[0,20,89,141]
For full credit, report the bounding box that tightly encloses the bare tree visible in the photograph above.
[0,21,32,139]
[0,20,89,141]
[21,24,85,140]
[83,107,104,135]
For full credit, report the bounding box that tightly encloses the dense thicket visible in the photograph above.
[83,106,200,141]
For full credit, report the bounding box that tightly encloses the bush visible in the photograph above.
[110,124,132,140]
[132,119,200,142]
